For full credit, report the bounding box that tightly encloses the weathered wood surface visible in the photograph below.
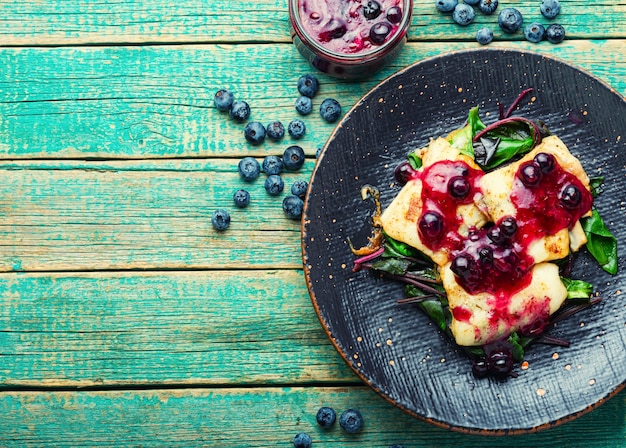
[1,0,625,445]
[1,41,625,160]
[0,387,623,447]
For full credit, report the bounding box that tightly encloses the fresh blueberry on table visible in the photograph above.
[297,74,320,98]
[463,0,479,5]
[319,98,342,123]
[546,23,565,43]
[291,179,308,198]
[213,89,234,112]
[452,3,475,26]
[282,195,304,220]
[229,100,251,122]
[292,432,312,448]
[238,156,261,182]
[295,96,313,115]
[262,155,283,175]
[524,22,545,43]
[283,145,306,171]
[478,0,498,15]
[264,174,284,196]
[339,408,363,433]
[476,27,494,45]
[243,121,266,145]
[363,0,382,19]
[498,7,523,34]
[288,119,306,139]
[540,0,561,19]
[233,189,250,208]
[211,209,230,231]
[436,0,458,13]
[266,120,285,141]
[316,406,337,428]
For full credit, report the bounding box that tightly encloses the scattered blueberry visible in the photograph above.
[264,175,284,196]
[288,119,306,139]
[546,23,565,43]
[266,120,285,141]
[386,6,403,23]
[293,433,312,448]
[283,145,306,171]
[524,22,545,43]
[498,7,523,34]
[214,89,234,112]
[233,189,250,208]
[464,0,479,5]
[452,3,475,26]
[243,121,266,145]
[436,0,458,13]
[229,100,251,122]
[298,74,320,98]
[363,0,382,19]
[282,195,304,220]
[262,155,283,175]
[370,21,393,44]
[295,96,313,115]
[339,409,363,434]
[478,0,498,15]
[211,209,230,231]
[316,406,337,428]
[291,179,309,198]
[476,27,494,45]
[238,157,261,182]
[540,0,561,19]
[319,98,342,123]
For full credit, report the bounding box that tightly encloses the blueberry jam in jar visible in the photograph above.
[289,0,413,79]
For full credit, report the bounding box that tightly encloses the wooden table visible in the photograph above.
[1,1,624,446]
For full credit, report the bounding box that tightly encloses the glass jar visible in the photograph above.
[289,0,413,80]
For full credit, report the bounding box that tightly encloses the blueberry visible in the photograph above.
[282,195,304,220]
[363,0,382,19]
[283,145,306,171]
[464,0,479,5]
[298,74,320,98]
[319,98,342,123]
[386,6,403,23]
[288,119,306,139]
[233,189,250,208]
[211,209,230,231]
[369,21,393,45]
[339,409,363,434]
[291,179,309,198]
[315,147,323,158]
[436,0,458,13]
[292,433,312,448]
[238,157,261,182]
[478,0,498,15]
[316,406,336,428]
[229,100,251,122]
[524,22,545,43]
[453,3,475,26]
[498,7,523,34]
[476,27,494,45]
[266,120,285,141]
[262,155,283,175]
[214,89,234,112]
[546,23,565,44]
[295,96,313,115]
[540,0,561,19]
[264,175,284,196]
[243,121,266,145]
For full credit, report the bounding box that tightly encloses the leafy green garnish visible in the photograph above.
[407,152,422,170]
[561,277,594,299]
[589,176,605,198]
[382,232,421,258]
[448,106,485,157]
[581,209,618,275]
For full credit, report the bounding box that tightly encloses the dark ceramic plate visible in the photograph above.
[302,48,626,434]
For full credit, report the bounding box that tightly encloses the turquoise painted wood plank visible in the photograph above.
[0,41,624,160]
[0,270,356,386]
[0,160,317,271]
[0,386,623,446]
[0,1,624,45]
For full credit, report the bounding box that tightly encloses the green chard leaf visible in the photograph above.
[581,209,618,275]
[405,285,448,332]
[448,106,486,157]
[507,332,525,362]
[473,117,540,170]
[588,176,605,198]
[370,258,411,275]
[407,152,423,170]
[561,277,594,299]
[382,232,421,258]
